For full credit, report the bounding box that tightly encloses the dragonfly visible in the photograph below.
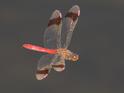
[22,5,80,80]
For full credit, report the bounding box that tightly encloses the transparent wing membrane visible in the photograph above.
[44,10,62,49]
[61,5,80,48]
[37,54,55,70]
[36,54,55,80]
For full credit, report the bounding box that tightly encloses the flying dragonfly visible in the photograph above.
[22,5,80,80]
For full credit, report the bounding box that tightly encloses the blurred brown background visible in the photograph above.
[0,0,124,93]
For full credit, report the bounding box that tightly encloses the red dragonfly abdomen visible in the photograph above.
[22,44,57,54]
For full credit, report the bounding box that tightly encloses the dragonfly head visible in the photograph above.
[71,53,79,62]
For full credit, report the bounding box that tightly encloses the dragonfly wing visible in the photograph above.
[61,5,80,48]
[36,54,55,80]
[52,57,65,72]
[44,10,62,49]
[36,65,51,80]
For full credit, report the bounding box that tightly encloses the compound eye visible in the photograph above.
[72,55,79,61]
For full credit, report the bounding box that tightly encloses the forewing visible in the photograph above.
[52,57,65,72]
[36,54,55,80]
[44,10,62,49]
[61,5,80,48]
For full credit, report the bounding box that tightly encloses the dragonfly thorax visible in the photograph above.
[56,48,79,62]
